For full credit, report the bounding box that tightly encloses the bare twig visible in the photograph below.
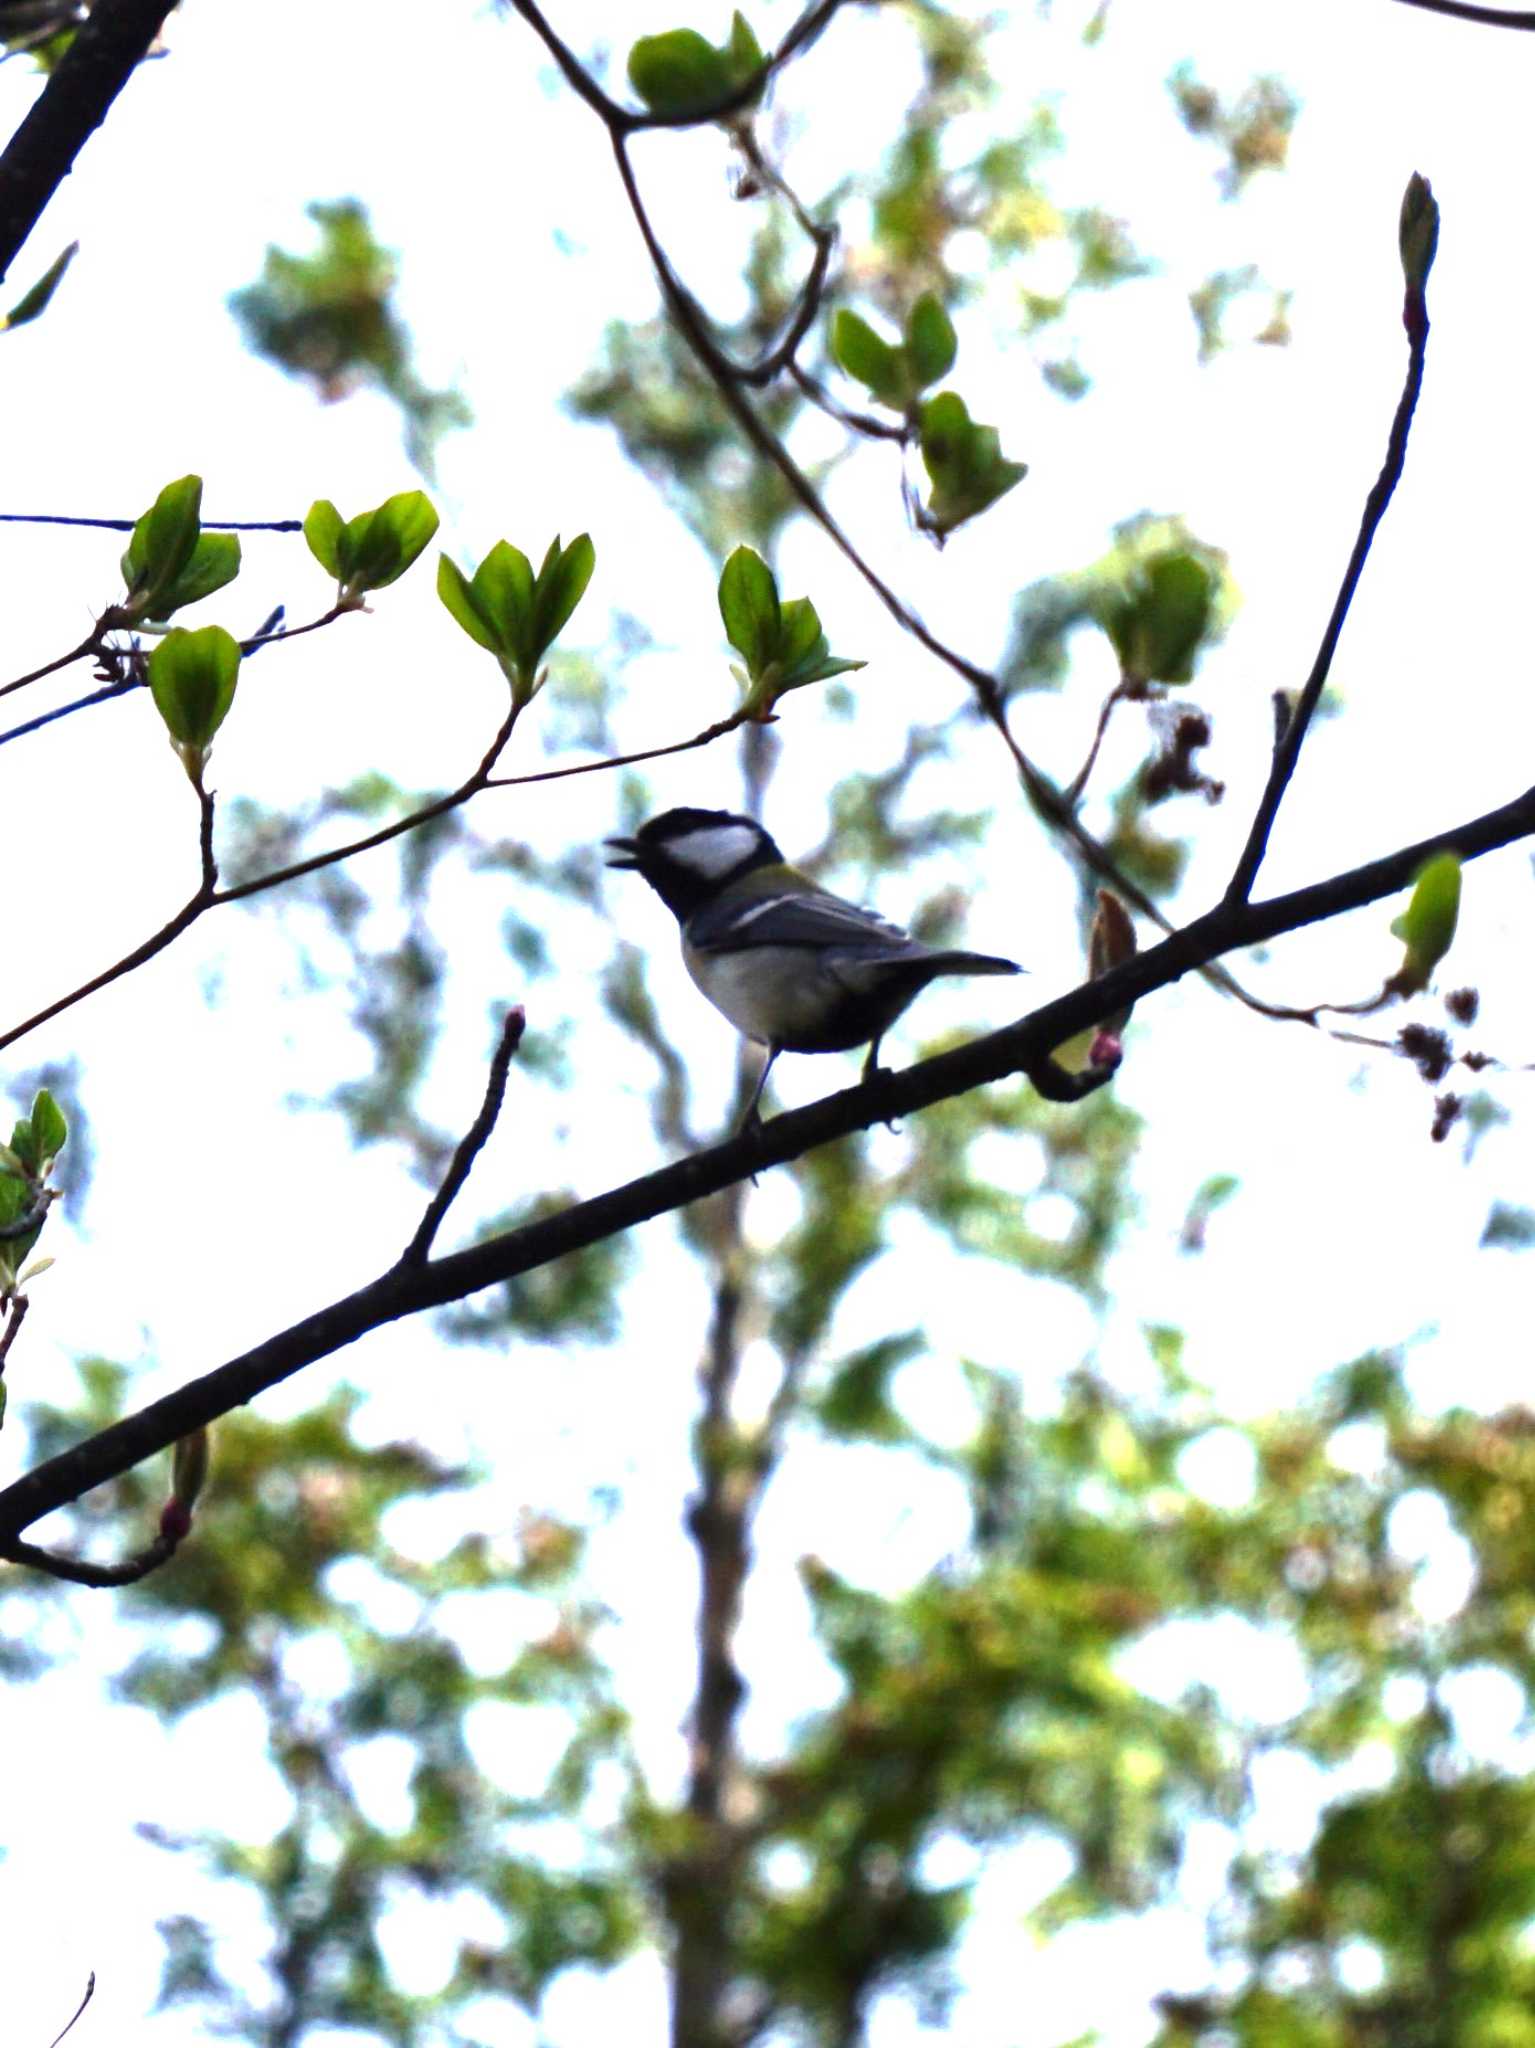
[487,710,748,788]
[1225,221,1433,906]
[1064,678,1130,805]
[45,1974,95,2048]
[0,512,302,531]
[5,775,1535,1542]
[0,631,99,700]
[0,1294,28,1376]
[2,1525,179,1585]
[401,1007,527,1265]
[0,701,523,1058]
[1390,0,1535,22]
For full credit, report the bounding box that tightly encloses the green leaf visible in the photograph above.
[777,596,824,675]
[627,28,731,119]
[121,476,204,609]
[303,499,344,579]
[437,554,503,654]
[1104,550,1216,685]
[918,391,1028,536]
[343,489,440,594]
[29,1090,66,1166]
[143,532,242,622]
[905,292,957,389]
[832,310,905,408]
[149,625,242,756]
[470,541,536,663]
[718,547,781,676]
[7,1119,37,1177]
[1390,851,1461,993]
[1,240,76,332]
[531,532,596,661]
[726,10,764,82]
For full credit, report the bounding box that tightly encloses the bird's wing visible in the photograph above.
[688,886,916,958]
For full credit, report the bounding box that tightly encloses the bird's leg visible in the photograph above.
[861,1034,901,1131]
[736,1044,780,1137]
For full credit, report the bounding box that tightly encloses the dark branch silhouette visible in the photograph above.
[0,0,181,285]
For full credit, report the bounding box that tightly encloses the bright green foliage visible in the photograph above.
[148,626,241,780]
[120,475,242,623]
[917,390,1028,537]
[0,1088,66,1305]
[718,545,864,718]
[230,201,470,474]
[1101,546,1221,687]
[627,12,764,122]
[832,292,957,412]
[0,239,75,331]
[437,533,595,702]
[304,491,439,607]
[1390,850,1462,995]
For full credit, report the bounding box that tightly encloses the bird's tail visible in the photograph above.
[924,950,1022,979]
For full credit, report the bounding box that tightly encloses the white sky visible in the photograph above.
[3,0,1535,2042]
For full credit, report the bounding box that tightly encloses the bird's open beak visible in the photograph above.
[604,835,641,870]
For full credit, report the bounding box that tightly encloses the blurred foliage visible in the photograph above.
[230,201,470,476]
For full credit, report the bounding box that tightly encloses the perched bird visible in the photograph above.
[605,806,1022,1128]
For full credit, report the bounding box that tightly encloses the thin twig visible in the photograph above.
[0,701,524,1058]
[1390,0,1535,22]
[401,1007,527,1265]
[1063,678,1130,805]
[0,512,302,531]
[2,1526,178,1585]
[0,1294,28,1377]
[45,1974,95,2048]
[0,631,98,700]
[788,360,909,441]
[487,710,747,788]
[1225,232,1433,906]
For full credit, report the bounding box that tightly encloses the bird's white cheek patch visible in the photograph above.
[666,823,763,879]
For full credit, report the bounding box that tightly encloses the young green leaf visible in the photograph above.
[306,492,438,601]
[918,392,1028,537]
[304,498,345,579]
[904,293,957,390]
[29,1090,66,1167]
[718,547,781,676]
[121,475,204,614]
[1390,851,1462,995]
[140,532,243,623]
[628,28,731,119]
[1103,549,1217,687]
[531,533,596,663]
[832,310,906,409]
[1,239,76,332]
[149,625,242,772]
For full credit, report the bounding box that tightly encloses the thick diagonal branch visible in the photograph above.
[0,0,181,285]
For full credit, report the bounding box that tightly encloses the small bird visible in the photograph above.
[605,806,1022,1128]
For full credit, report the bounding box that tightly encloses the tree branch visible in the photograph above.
[1225,195,1432,906]
[401,1006,526,1265]
[1390,0,1535,23]
[3,776,1534,1543]
[0,0,181,286]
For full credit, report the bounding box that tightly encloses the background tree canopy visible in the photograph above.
[1,3,1534,2046]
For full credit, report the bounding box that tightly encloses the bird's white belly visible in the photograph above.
[683,942,845,1047]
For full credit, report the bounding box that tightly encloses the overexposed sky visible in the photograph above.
[3,2,1535,2042]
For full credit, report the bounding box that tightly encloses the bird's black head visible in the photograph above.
[605,808,784,919]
